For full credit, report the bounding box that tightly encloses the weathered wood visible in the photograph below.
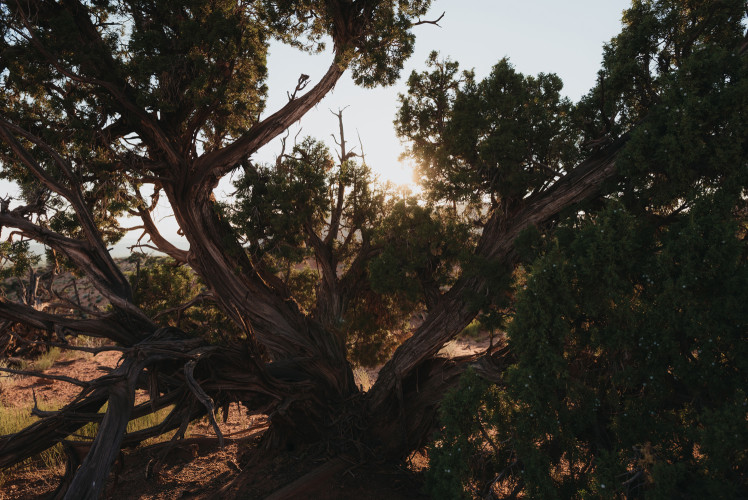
[367,135,628,418]
[62,357,141,500]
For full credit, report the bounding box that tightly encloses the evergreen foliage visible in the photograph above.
[429,200,747,498]
[426,0,747,497]
[0,0,745,496]
[129,256,241,342]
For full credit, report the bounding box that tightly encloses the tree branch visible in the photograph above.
[0,120,138,308]
[192,61,345,188]
[130,205,190,264]
[11,0,183,168]
[413,11,445,27]
[0,366,89,387]
[0,212,152,328]
[369,134,629,409]
[152,292,215,320]
[0,297,143,346]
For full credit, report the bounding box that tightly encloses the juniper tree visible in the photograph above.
[0,0,744,499]
[424,0,747,497]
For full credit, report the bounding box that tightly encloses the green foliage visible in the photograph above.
[0,0,433,301]
[232,135,449,366]
[426,369,512,499]
[609,3,747,214]
[427,1,747,497]
[130,256,240,341]
[231,137,331,261]
[0,241,39,280]
[369,198,472,308]
[343,287,406,366]
[346,197,477,364]
[431,200,748,498]
[396,52,580,205]
[286,267,319,314]
[262,0,433,87]
[130,256,195,319]
[125,0,269,149]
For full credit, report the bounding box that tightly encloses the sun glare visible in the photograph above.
[375,160,417,189]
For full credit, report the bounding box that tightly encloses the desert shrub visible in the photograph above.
[129,256,241,341]
[428,202,748,498]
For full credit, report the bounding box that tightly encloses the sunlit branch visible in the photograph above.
[193,61,345,187]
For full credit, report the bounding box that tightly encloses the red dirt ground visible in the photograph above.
[0,346,439,499]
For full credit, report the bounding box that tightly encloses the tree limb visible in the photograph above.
[0,366,89,387]
[369,134,628,410]
[192,62,345,188]
[0,212,153,328]
[413,11,445,27]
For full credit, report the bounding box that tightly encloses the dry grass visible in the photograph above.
[0,399,176,489]
[27,347,62,372]
[353,366,373,391]
[0,400,68,484]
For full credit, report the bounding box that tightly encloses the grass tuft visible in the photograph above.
[0,399,176,486]
[458,319,484,340]
[0,400,67,484]
[29,347,63,372]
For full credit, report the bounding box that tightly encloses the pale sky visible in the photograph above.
[2,1,632,255]
[246,0,631,187]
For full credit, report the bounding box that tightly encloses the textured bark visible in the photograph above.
[366,135,628,445]
[0,391,108,469]
[0,137,631,497]
[0,1,643,491]
[63,358,141,500]
[367,347,512,458]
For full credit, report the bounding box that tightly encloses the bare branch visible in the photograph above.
[153,292,215,321]
[184,358,224,448]
[287,74,311,101]
[0,296,143,346]
[0,118,73,199]
[0,212,151,325]
[0,121,138,311]
[129,203,190,264]
[0,366,89,387]
[326,108,351,247]
[413,11,445,27]
[356,130,367,165]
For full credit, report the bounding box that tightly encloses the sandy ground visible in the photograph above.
[0,349,122,409]
[0,334,494,498]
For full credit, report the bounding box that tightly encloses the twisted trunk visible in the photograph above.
[365,136,628,455]
[164,182,357,445]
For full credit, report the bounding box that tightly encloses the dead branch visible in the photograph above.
[0,297,144,346]
[193,62,345,185]
[287,73,311,101]
[153,292,215,320]
[184,358,224,448]
[413,11,445,27]
[0,366,89,387]
[128,188,190,263]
